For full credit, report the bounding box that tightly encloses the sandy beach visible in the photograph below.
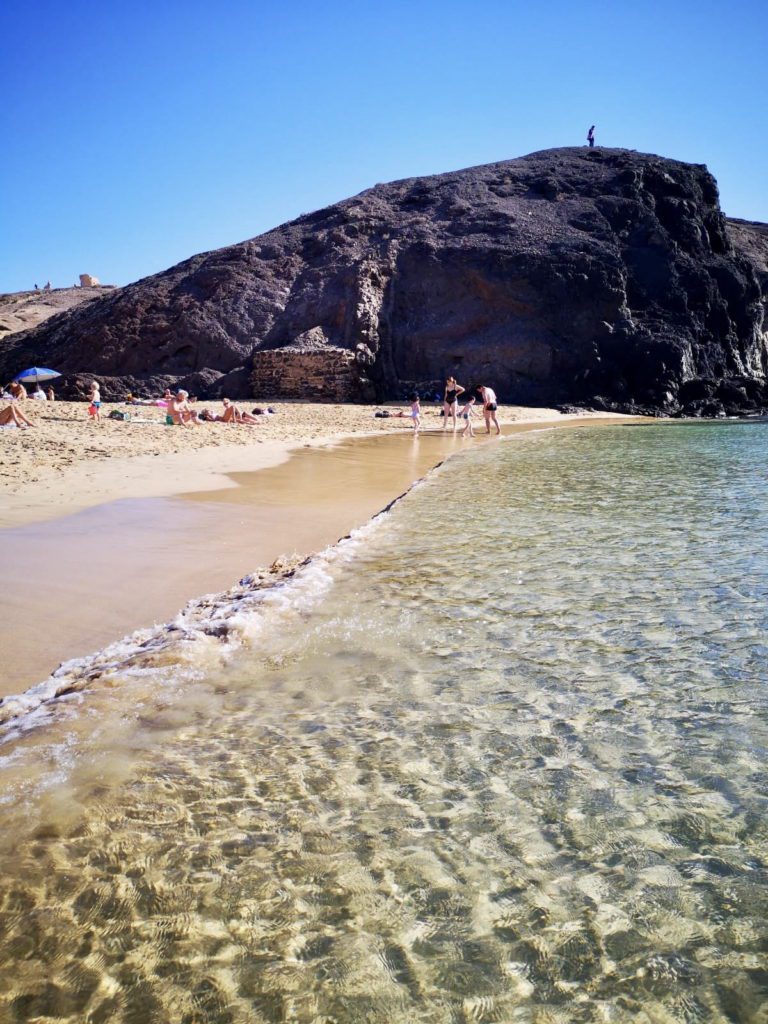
[0,398,615,524]
[0,399,635,697]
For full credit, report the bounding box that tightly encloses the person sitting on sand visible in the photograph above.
[8,381,27,400]
[46,386,55,402]
[0,404,34,428]
[31,385,47,401]
[167,390,198,426]
[221,398,261,424]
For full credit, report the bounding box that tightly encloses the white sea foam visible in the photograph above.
[0,466,433,739]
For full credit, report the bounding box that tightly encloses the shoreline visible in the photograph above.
[0,406,645,700]
[0,400,624,527]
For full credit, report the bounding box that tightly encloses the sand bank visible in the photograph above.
[0,401,639,697]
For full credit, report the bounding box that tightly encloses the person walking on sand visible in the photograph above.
[460,396,477,438]
[408,393,421,436]
[476,385,501,435]
[442,375,465,432]
[88,381,102,422]
[587,125,595,148]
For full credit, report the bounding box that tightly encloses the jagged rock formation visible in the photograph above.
[2,148,767,415]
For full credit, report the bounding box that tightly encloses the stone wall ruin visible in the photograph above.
[250,347,373,401]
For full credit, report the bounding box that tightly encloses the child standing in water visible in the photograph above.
[409,393,421,436]
[461,396,477,437]
[88,380,101,422]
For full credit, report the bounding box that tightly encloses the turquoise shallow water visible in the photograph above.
[0,422,766,1022]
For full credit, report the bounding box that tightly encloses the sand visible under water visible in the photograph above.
[0,401,638,697]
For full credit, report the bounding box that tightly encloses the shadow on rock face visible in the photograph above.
[2,148,767,414]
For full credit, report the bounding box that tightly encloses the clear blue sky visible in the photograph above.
[1,0,766,292]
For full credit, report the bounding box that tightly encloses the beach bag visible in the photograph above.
[108,409,131,421]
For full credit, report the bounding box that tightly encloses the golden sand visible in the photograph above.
[0,399,634,696]
[0,398,601,510]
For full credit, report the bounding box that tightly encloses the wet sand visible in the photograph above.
[1,432,444,693]
[0,411,641,697]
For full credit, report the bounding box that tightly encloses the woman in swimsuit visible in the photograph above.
[443,376,465,433]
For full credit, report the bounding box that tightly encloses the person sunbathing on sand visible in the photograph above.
[221,398,261,424]
[0,404,34,428]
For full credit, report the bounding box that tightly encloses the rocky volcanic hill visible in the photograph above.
[2,148,767,415]
[0,286,113,341]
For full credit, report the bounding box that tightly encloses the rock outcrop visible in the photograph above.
[0,286,113,342]
[2,148,767,414]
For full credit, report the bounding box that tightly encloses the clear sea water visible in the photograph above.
[0,421,766,1023]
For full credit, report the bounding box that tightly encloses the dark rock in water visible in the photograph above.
[2,148,767,412]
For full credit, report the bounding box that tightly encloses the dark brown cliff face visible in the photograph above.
[3,148,767,415]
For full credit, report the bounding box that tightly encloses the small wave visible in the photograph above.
[0,465,443,738]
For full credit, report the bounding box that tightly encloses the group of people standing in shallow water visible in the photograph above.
[406,378,501,437]
[442,377,501,437]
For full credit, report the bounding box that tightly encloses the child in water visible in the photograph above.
[461,396,477,437]
[409,393,421,436]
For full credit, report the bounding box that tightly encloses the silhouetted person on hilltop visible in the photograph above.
[587,125,595,148]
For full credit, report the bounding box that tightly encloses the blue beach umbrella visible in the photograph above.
[13,367,61,384]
